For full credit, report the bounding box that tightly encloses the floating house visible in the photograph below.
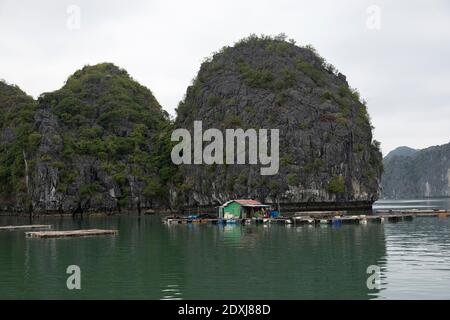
[218,199,271,220]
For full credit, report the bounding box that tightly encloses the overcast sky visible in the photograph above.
[1,0,449,155]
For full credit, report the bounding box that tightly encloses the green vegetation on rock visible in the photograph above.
[327,176,345,194]
[0,81,37,209]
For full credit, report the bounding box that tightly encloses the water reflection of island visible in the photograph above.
[164,222,387,299]
[0,215,387,299]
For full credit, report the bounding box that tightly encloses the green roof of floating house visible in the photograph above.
[219,199,270,219]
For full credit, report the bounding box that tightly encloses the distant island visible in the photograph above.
[383,146,418,162]
[382,143,450,199]
[0,34,383,215]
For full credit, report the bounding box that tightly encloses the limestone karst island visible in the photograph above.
[1,36,383,215]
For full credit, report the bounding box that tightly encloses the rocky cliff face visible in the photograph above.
[174,35,382,209]
[0,81,37,211]
[1,64,175,213]
[382,143,450,199]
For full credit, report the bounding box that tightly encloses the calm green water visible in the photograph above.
[1,198,450,299]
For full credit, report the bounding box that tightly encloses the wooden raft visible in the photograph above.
[0,224,52,231]
[25,229,118,238]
